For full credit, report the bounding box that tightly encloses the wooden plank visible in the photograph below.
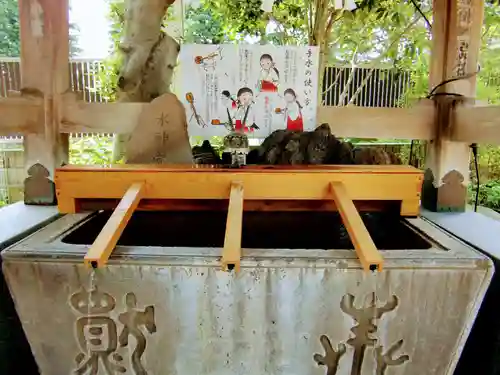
[0,97,43,135]
[19,0,70,204]
[1,98,435,139]
[10,61,21,91]
[10,89,500,144]
[91,61,104,102]
[76,198,395,213]
[84,182,144,268]
[9,93,500,144]
[60,97,147,133]
[76,60,86,101]
[221,181,244,272]
[400,198,420,217]
[56,163,422,173]
[330,181,383,272]
[54,165,423,216]
[317,101,435,140]
[454,105,500,144]
[0,61,7,97]
[0,94,438,140]
[82,61,92,102]
[69,61,78,91]
[58,100,436,138]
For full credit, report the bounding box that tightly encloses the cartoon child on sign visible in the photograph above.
[234,87,260,133]
[211,90,238,131]
[257,54,280,93]
[275,88,304,131]
[222,90,238,110]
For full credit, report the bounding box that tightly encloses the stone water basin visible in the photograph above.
[1,210,493,375]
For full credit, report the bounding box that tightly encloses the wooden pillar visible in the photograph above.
[19,0,70,205]
[422,0,484,212]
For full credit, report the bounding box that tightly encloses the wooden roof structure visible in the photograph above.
[0,0,495,213]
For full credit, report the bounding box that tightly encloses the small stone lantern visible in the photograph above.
[223,131,250,167]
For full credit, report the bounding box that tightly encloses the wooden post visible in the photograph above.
[19,0,70,205]
[422,0,484,212]
[221,181,244,273]
[84,182,144,268]
[330,182,384,272]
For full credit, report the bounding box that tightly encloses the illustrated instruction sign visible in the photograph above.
[176,44,320,138]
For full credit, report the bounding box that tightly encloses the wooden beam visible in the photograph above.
[84,182,144,268]
[330,181,383,272]
[221,181,244,272]
[0,92,147,135]
[54,165,423,216]
[60,95,147,134]
[0,97,43,135]
[454,105,500,144]
[13,96,500,145]
[422,0,484,212]
[19,0,71,204]
[8,92,500,144]
[60,99,436,138]
[0,87,437,140]
[317,100,435,140]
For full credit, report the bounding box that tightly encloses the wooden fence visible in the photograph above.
[2,58,413,108]
[0,57,104,103]
[322,66,412,107]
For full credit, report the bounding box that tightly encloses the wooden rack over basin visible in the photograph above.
[54,164,424,273]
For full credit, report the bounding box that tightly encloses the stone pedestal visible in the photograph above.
[1,211,493,375]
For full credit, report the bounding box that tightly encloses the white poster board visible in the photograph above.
[176,44,320,138]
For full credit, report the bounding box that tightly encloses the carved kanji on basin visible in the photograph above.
[314,293,409,375]
[69,287,156,375]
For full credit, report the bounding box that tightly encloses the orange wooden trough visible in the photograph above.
[54,164,423,273]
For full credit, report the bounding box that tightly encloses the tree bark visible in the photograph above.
[113,0,192,164]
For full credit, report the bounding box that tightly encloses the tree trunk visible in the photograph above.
[306,1,339,111]
[113,0,192,164]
